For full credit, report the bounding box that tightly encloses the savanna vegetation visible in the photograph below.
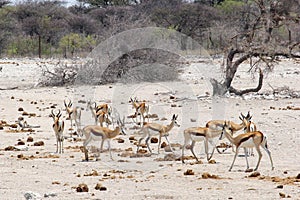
[1,0,300,94]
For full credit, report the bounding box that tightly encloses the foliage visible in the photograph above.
[59,33,97,57]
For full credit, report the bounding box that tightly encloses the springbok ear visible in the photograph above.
[69,102,72,107]
[172,114,175,120]
[249,116,252,121]
[239,116,243,121]
[175,114,178,120]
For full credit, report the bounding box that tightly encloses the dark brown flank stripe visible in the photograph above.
[191,132,205,137]
[237,132,263,147]
[238,135,253,146]
[148,126,161,132]
[91,129,104,137]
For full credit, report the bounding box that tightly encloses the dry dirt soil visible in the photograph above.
[0,58,299,199]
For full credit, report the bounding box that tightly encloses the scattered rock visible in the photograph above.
[10,124,18,129]
[151,137,158,143]
[117,138,125,143]
[34,141,44,146]
[184,169,194,175]
[245,168,254,173]
[76,183,89,192]
[17,141,25,145]
[190,118,196,122]
[84,170,99,176]
[248,171,260,177]
[138,149,148,154]
[208,159,216,164]
[161,142,167,148]
[44,192,57,198]
[160,117,168,121]
[17,154,24,158]
[169,95,176,99]
[201,172,220,179]
[24,191,42,200]
[95,183,107,191]
[279,192,286,198]
[171,104,177,107]
[276,185,284,189]
[296,173,300,179]
[22,111,29,116]
[5,146,17,151]
[129,136,136,141]
[18,107,24,111]
[27,136,34,142]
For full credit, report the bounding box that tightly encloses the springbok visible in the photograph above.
[220,121,274,171]
[50,109,64,154]
[135,114,180,154]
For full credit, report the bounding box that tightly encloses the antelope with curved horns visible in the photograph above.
[135,114,180,154]
[86,100,98,125]
[80,117,126,161]
[206,112,250,153]
[50,109,65,154]
[243,112,257,156]
[64,99,81,136]
[220,120,274,171]
[181,126,225,163]
[96,110,112,127]
[130,97,149,126]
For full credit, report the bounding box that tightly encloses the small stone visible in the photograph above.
[160,142,167,148]
[24,191,41,200]
[27,136,34,142]
[44,192,57,198]
[17,154,24,158]
[76,183,89,192]
[17,141,25,145]
[208,159,216,164]
[276,185,284,189]
[190,118,196,122]
[10,124,18,129]
[150,137,158,143]
[279,192,286,198]
[18,107,24,111]
[117,138,125,143]
[248,171,260,177]
[184,169,194,175]
[34,141,44,146]
[129,136,135,141]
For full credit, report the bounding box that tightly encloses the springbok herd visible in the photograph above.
[49,97,274,172]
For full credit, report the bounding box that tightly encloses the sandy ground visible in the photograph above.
[0,58,299,199]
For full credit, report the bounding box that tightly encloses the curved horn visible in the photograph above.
[57,109,62,117]
[246,111,251,118]
[240,112,245,119]
[51,109,55,117]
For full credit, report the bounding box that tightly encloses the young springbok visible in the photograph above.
[130,97,149,126]
[81,118,126,161]
[50,109,65,154]
[220,121,274,171]
[181,126,225,163]
[86,100,98,125]
[135,114,180,154]
[206,112,250,153]
[96,110,112,127]
[64,99,81,135]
